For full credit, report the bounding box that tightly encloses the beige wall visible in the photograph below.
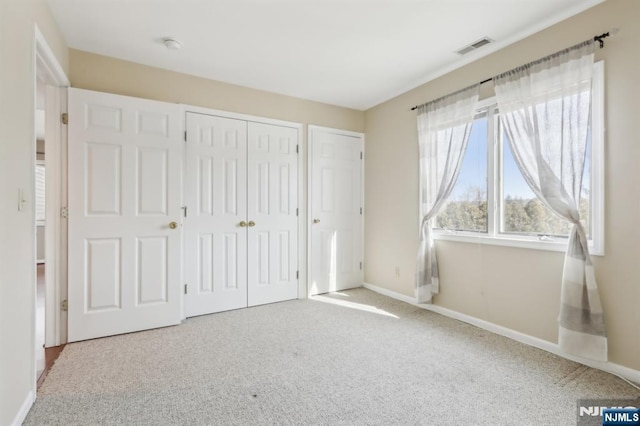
[69,49,364,133]
[0,0,68,424]
[364,0,640,371]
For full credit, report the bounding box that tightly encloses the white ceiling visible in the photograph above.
[47,0,604,110]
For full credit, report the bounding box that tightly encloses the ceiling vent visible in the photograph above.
[456,37,494,55]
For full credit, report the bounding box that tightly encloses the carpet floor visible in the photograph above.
[25,288,638,425]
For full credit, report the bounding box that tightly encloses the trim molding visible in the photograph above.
[34,25,70,87]
[182,104,301,129]
[362,282,640,385]
[11,390,34,426]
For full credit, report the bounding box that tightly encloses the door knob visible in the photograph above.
[248,221,256,227]
[169,222,178,229]
[239,221,247,227]
[313,218,320,224]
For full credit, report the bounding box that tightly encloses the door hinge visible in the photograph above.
[360,207,363,215]
[359,262,363,270]
[61,113,68,125]
[184,131,187,142]
[182,206,188,218]
[61,299,68,312]
[296,145,299,154]
[61,206,69,219]
[184,284,188,294]
[296,208,299,217]
[296,271,299,280]
[360,151,363,160]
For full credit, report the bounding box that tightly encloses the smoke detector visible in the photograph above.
[163,38,182,50]
[456,37,494,55]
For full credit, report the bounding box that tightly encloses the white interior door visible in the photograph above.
[247,122,299,306]
[184,113,248,317]
[309,127,363,296]
[67,88,182,342]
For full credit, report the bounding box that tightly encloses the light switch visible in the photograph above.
[17,188,26,211]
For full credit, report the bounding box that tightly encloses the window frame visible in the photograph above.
[432,61,604,256]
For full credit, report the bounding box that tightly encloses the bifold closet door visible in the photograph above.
[67,88,182,342]
[184,113,299,317]
[247,122,299,307]
[184,113,248,317]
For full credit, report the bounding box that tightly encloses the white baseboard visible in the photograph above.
[362,282,640,386]
[362,282,416,304]
[11,390,34,426]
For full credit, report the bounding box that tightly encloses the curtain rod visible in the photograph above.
[410,30,615,111]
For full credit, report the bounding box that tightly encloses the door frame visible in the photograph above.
[307,125,365,296]
[33,24,70,392]
[180,104,305,315]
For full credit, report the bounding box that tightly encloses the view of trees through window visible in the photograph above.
[436,114,487,232]
[435,109,591,238]
[501,136,590,237]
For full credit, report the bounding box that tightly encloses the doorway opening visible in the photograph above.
[33,26,69,391]
[35,74,46,381]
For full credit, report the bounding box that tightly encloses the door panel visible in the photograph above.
[86,238,121,311]
[247,122,298,306]
[68,88,182,342]
[185,115,299,315]
[184,113,248,317]
[86,142,121,215]
[136,148,168,215]
[310,128,363,296]
[136,236,168,305]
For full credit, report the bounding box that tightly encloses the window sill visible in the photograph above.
[433,231,603,256]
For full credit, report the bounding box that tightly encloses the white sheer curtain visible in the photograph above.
[494,40,607,361]
[416,85,480,303]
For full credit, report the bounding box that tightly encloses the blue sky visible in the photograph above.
[451,117,534,201]
[451,118,488,200]
[502,137,535,200]
[451,117,590,201]
[450,118,486,201]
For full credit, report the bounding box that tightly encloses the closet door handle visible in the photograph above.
[239,221,247,227]
[248,221,256,227]
[313,218,320,224]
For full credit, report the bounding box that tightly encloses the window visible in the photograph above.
[500,133,590,237]
[436,112,488,233]
[434,62,604,255]
[35,163,46,224]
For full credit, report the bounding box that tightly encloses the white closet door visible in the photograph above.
[184,113,248,317]
[67,88,182,342]
[309,127,363,296]
[247,122,299,306]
